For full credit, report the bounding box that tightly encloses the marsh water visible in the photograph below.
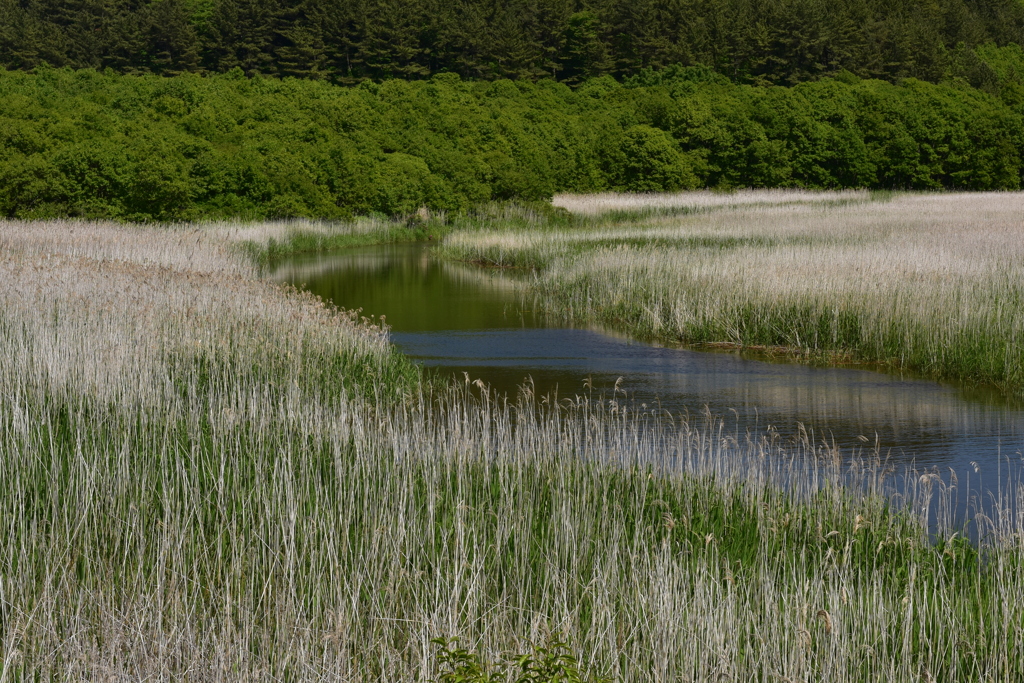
[272,243,1024,509]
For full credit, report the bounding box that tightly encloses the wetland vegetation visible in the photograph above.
[440,191,1024,399]
[2,195,1023,680]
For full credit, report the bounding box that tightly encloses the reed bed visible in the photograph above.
[215,216,441,264]
[0,220,416,409]
[551,189,873,217]
[443,192,1024,396]
[1,218,1023,681]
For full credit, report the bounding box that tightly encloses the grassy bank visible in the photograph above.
[440,191,1024,398]
[2,219,1023,680]
[225,216,451,266]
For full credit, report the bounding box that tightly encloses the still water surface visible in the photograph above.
[273,243,1024,497]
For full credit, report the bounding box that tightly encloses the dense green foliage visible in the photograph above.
[3,0,1024,88]
[3,66,1024,220]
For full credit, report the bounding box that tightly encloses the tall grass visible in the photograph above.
[552,189,875,217]
[1,218,1022,681]
[224,217,450,266]
[442,191,1024,397]
[0,220,419,408]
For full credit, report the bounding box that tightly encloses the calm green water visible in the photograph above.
[272,243,1024,500]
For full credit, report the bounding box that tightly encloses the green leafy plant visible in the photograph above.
[432,636,611,683]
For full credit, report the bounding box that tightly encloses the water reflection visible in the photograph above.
[271,243,1024,496]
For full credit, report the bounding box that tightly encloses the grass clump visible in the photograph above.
[237,217,454,266]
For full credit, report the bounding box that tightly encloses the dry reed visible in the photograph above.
[1,216,1022,681]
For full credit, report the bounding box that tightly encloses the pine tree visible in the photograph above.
[147,0,201,74]
[203,0,276,74]
[0,0,69,68]
[271,0,327,78]
[559,11,610,83]
[27,0,117,68]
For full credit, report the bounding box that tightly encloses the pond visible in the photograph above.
[272,243,1024,507]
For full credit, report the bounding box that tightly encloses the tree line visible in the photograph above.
[2,64,1024,221]
[3,0,1024,88]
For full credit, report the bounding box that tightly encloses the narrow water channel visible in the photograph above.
[272,243,1024,506]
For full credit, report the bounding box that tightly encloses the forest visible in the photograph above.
[3,0,1024,220]
[3,60,1024,221]
[2,0,1024,87]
